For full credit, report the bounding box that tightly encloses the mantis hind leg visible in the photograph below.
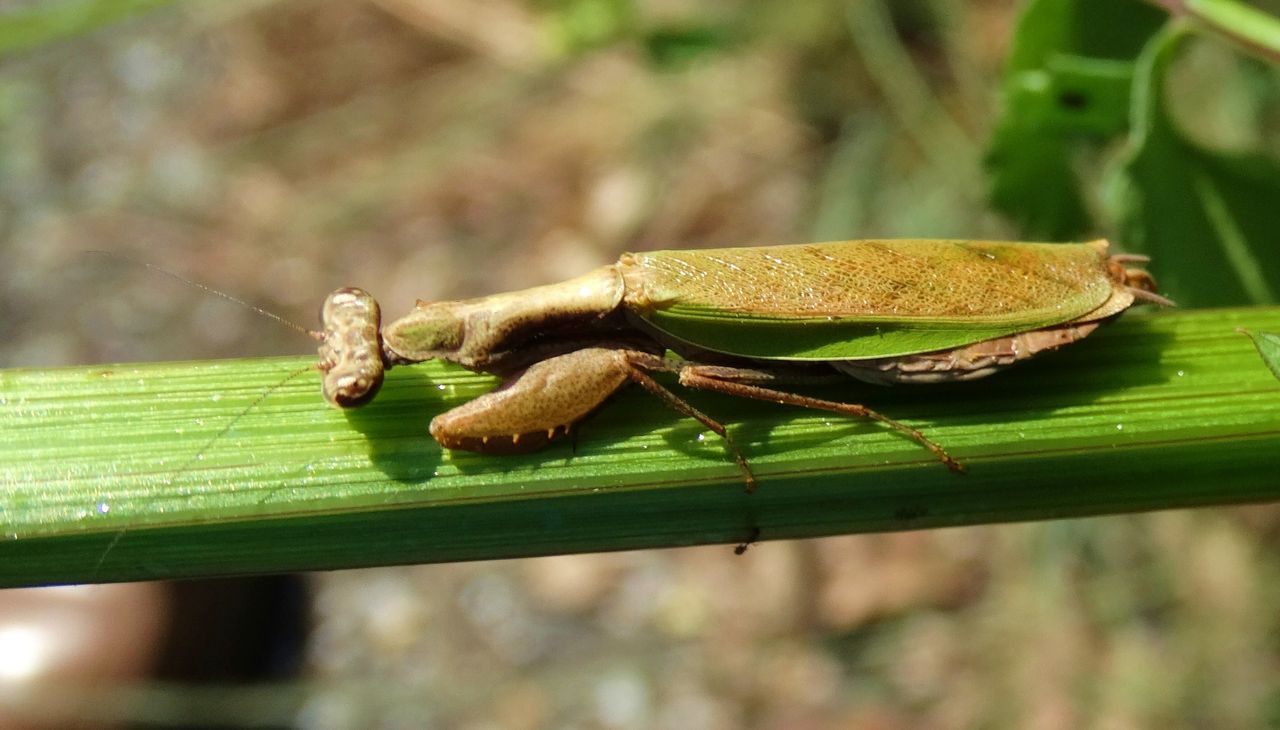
[674,364,965,474]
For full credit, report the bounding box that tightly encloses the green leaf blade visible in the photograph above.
[1239,328,1280,381]
[3,307,1280,587]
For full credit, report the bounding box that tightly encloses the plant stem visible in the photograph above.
[2,307,1279,587]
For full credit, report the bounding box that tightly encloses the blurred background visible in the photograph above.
[2,0,1280,728]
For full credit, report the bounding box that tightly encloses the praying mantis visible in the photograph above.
[317,239,1168,490]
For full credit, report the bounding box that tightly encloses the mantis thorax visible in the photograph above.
[381,266,627,371]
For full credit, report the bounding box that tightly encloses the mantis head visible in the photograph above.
[318,287,386,408]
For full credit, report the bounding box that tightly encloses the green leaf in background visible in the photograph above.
[0,0,178,58]
[642,24,734,69]
[985,0,1166,240]
[1239,328,1280,381]
[1157,0,1280,64]
[1110,25,1280,307]
[542,0,635,56]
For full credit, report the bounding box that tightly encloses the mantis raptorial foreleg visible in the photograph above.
[429,347,628,453]
[429,347,757,490]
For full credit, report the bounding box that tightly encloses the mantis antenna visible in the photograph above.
[83,249,322,341]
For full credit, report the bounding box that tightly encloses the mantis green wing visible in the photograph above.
[621,240,1131,360]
